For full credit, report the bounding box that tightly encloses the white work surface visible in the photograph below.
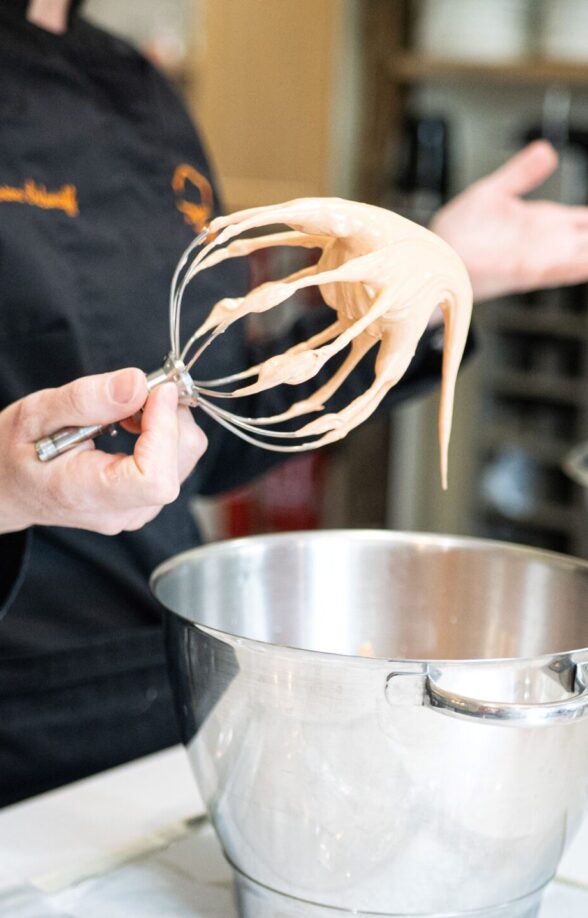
[1,745,587,917]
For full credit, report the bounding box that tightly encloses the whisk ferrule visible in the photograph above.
[146,354,197,406]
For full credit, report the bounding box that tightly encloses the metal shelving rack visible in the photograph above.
[475,290,588,556]
[359,0,588,553]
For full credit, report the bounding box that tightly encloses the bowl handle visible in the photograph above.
[385,659,588,727]
[425,659,588,727]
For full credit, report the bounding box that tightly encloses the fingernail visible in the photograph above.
[109,369,138,404]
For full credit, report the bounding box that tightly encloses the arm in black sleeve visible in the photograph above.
[0,530,30,619]
[192,304,475,496]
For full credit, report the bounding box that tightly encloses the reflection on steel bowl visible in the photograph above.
[152,530,588,918]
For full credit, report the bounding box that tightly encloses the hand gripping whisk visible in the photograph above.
[35,229,207,462]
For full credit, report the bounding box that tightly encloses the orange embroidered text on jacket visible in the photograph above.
[172,164,213,232]
[0,180,79,217]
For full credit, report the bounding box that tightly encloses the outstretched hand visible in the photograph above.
[431,140,588,301]
[0,368,207,535]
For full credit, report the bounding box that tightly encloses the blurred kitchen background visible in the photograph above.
[85,0,588,556]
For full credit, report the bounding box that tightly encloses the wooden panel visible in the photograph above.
[357,0,407,203]
[194,0,346,211]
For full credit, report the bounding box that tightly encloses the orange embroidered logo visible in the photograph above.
[172,164,213,233]
[0,179,79,217]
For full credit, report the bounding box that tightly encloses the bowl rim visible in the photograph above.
[152,529,588,667]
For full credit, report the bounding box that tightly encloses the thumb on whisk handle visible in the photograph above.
[34,355,196,462]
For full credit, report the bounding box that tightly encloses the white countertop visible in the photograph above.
[1,745,587,916]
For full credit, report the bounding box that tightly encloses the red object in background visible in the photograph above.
[223,453,324,537]
[225,486,257,538]
[258,452,323,532]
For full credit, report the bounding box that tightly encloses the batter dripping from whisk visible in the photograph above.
[173,198,472,488]
[37,198,472,488]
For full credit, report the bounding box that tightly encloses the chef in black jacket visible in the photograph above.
[0,0,455,807]
[3,1,588,807]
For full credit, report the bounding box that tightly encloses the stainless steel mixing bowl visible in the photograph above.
[152,531,588,918]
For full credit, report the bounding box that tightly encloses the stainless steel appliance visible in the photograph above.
[153,531,588,917]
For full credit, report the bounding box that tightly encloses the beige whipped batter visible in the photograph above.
[181,198,472,488]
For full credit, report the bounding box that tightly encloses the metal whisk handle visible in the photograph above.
[35,424,117,461]
[34,354,196,463]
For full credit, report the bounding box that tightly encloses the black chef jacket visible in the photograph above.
[0,1,456,806]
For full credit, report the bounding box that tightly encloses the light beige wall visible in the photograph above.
[194,0,362,211]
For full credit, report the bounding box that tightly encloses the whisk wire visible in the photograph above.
[196,398,325,453]
[169,227,209,356]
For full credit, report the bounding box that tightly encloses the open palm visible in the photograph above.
[431,141,588,302]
